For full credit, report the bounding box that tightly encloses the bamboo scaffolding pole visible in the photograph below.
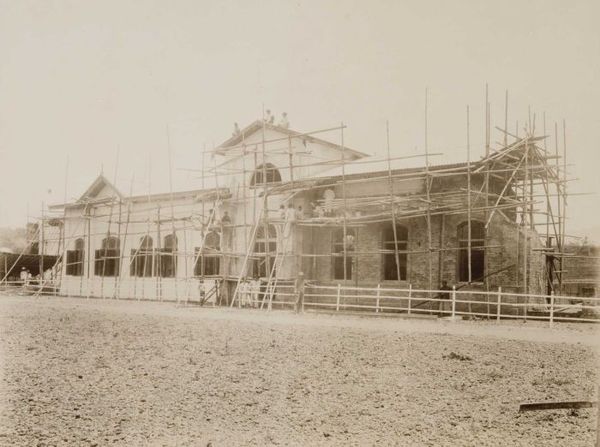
[555,122,562,293]
[100,196,118,299]
[561,119,568,294]
[242,133,248,282]
[167,125,178,302]
[523,141,529,297]
[386,121,402,282]
[156,204,162,301]
[113,196,125,298]
[86,208,92,298]
[543,112,549,248]
[425,88,433,293]
[485,153,526,228]
[262,110,272,291]
[467,105,472,284]
[484,86,491,315]
[341,122,349,283]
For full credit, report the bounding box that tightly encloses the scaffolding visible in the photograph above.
[3,93,594,315]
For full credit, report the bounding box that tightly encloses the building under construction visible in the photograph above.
[4,109,595,320]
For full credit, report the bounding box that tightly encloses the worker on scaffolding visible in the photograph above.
[283,203,295,241]
[220,211,232,227]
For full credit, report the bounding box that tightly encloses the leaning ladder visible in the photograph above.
[261,217,294,310]
[190,199,221,279]
[230,207,264,307]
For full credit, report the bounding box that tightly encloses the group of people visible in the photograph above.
[18,267,53,288]
[231,111,290,137]
[237,276,262,308]
[236,271,306,313]
[278,203,303,222]
[275,202,345,222]
[307,202,352,220]
[263,110,289,128]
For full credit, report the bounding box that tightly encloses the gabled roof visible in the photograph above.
[49,174,230,210]
[217,120,369,159]
[78,174,123,203]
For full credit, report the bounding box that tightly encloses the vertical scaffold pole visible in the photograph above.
[386,121,402,283]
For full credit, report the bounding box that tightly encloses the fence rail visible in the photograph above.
[1,279,598,325]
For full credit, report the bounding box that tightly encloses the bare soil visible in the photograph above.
[0,296,598,446]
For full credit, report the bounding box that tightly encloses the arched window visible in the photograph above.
[382,224,408,281]
[250,163,282,186]
[458,221,485,282]
[131,236,154,277]
[95,236,120,277]
[332,228,356,280]
[160,233,178,278]
[66,238,85,276]
[194,231,221,277]
[253,224,277,278]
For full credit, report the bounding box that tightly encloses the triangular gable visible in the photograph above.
[78,174,124,203]
[217,120,369,159]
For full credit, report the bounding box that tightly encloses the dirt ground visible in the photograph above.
[0,296,598,446]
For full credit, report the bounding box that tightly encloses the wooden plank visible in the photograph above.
[519,401,596,412]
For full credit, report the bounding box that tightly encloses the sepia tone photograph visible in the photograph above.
[0,1,599,445]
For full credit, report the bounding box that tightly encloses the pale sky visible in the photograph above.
[1,0,599,239]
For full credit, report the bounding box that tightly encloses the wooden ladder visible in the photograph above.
[261,217,294,310]
[230,207,265,307]
[191,199,222,278]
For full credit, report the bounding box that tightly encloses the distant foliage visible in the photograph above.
[0,227,28,253]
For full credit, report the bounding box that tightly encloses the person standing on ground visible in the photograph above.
[438,280,452,317]
[295,271,305,314]
[20,267,27,287]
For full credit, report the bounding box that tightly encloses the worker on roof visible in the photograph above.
[279,112,289,129]
[232,122,241,137]
[264,109,273,123]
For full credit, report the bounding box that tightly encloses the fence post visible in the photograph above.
[549,290,555,327]
[496,286,502,321]
[336,283,341,312]
[376,284,381,313]
[451,285,456,318]
[407,284,412,315]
